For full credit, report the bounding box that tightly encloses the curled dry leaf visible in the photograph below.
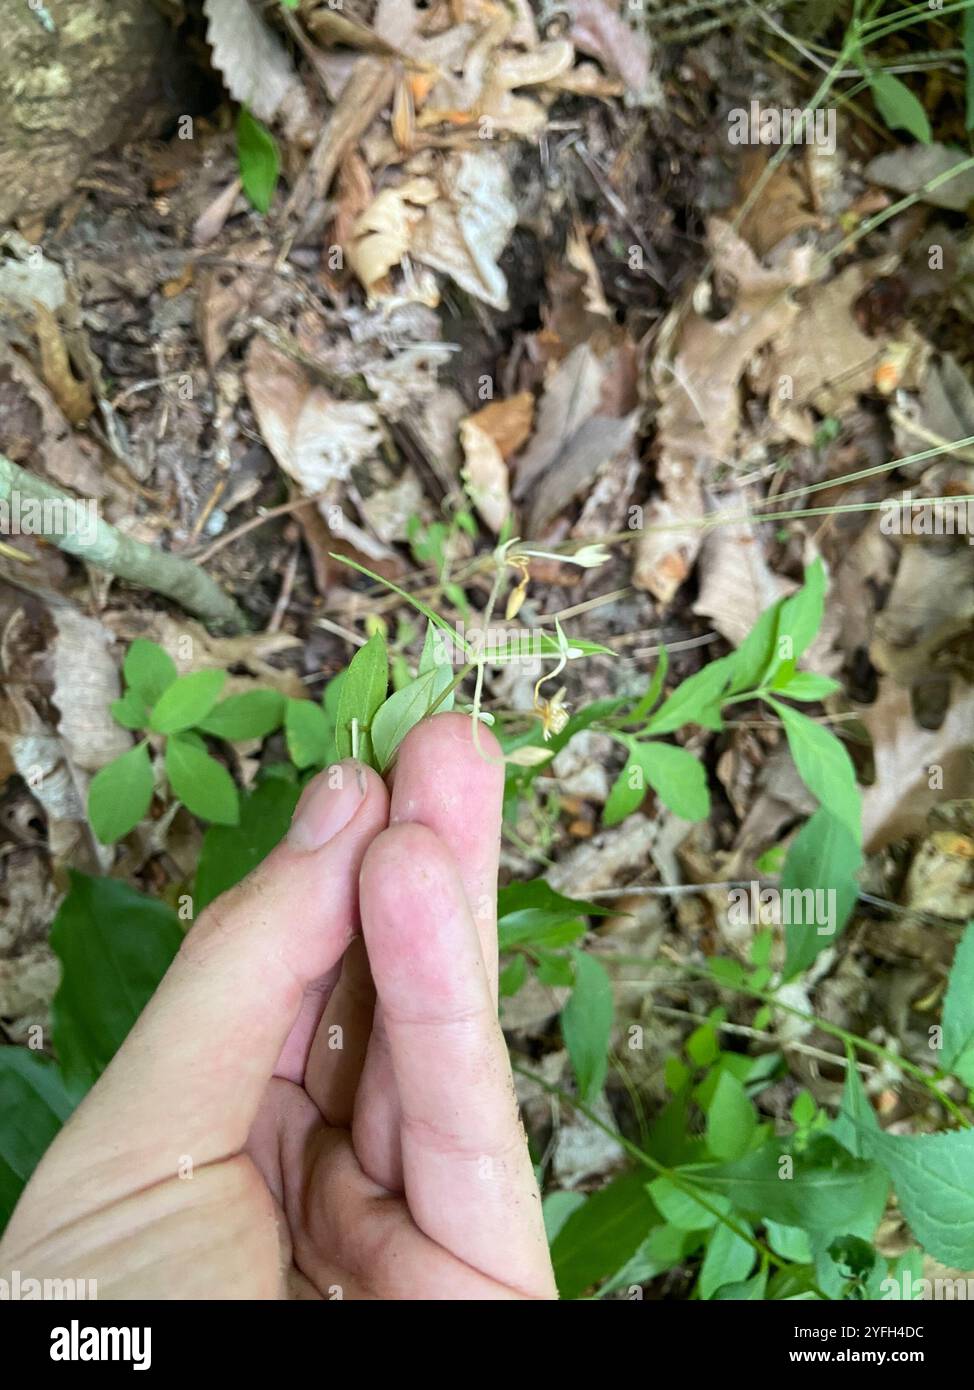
[459,417,511,533]
[33,302,93,425]
[244,336,383,497]
[410,151,518,311]
[859,677,974,852]
[866,144,974,213]
[347,177,439,297]
[871,540,974,685]
[50,607,131,773]
[203,0,305,125]
[565,0,659,105]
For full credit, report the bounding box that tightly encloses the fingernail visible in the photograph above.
[287,762,366,851]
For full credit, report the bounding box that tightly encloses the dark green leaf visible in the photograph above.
[699,1219,756,1299]
[561,950,613,1103]
[195,776,300,913]
[166,735,239,824]
[626,646,669,726]
[637,740,710,821]
[150,669,226,734]
[869,72,932,144]
[237,106,280,214]
[87,742,154,843]
[0,1049,82,1231]
[499,953,528,997]
[335,632,389,760]
[551,1169,659,1299]
[370,666,454,772]
[706,1071,757,1161]
[50,872,182,1089]
[197,689,285,741]
[781,808,862,978]
[497,879,608,951]
[941,920,974,1072]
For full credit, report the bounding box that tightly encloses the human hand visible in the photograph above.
[0,714,556,1300]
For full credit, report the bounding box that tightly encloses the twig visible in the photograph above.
[0,453,246,632]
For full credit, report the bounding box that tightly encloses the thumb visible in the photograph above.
[23,762,388,1217]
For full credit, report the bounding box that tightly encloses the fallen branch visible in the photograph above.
[0,454,247,632]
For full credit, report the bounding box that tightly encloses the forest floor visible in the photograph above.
[2,0,974,1298]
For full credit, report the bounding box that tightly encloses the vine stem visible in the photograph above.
[607,956,970,1127]
[0,453,246,632]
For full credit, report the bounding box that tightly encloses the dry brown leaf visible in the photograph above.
[529,412,638,535]
[734,151,820,258]
[203,0,307,125]
[50,607,131,772]
[464,392,534,458]
[244,337,383,496]
[192,177,243,248]
[0,343,106,497]
[196,238,274,371]
[33,302,93,424]
[410,150,518,310]
[347,177,439,296]
[871,541,974,685]
[566,0,658,105]
[459,418,510,533]
[513,343,606,499]
[693,510,795,647]
[859,678,974,851]
[288,57,395,216]
[634,220,813,603]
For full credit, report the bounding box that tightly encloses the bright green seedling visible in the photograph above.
[236,105,280,214]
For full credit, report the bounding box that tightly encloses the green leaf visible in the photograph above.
[637,741,710,822]
[150,669,226,734]
[165,735,239,824]
[335,632,389,760]
[561,949,613,1103]
[706,1071,757,1161]
[603,753,647,826]
[598,1224,703,1297]
[626,646,669,726]
[838,1062,974,1267]
[772,671,841,702]
[713,1270,768,1300]
[869,72,932,144]
[50,871,182,1090]
[699,1219,756,1299]
[123,638,177,706]
[647,1176,729,1232]
[765,1220,813,1264]
[497,878,606,951]
[370,666,454,772]
[499,953,529,997]
[941,920,974,1072]
[285,698,333,770]
[551,1169,659,1299]
[0,1049,82,1231]
[195,776,300,913]
[237,105,280,214]
[197,689,285,741]
[774,558,826,669]
[542,1189,586,1244]
[701,1135,888,1236]
[645,655,735,735]
[110,687,149,730]
[781,808,862,978]
[768,699,861,841]
[87,742,154,843]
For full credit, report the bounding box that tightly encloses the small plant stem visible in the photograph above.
[608,955,970,1126]
[511,1062,794,1279]
[0,453,247,632]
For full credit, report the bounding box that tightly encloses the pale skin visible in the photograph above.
[0,714,556,1300]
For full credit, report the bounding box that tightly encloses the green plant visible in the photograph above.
[236,105,280,215]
